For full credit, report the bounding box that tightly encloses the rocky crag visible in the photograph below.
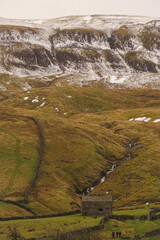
[0,15,159,88]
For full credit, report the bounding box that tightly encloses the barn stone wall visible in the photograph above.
[82,200,112,216]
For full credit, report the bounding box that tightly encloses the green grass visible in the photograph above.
[149,235,160,240]
[0,214,101,239]
[113,208,149,216]
[99,218,160,240]
[0,201,32,218]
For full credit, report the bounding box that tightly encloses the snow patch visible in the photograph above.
[32,19,45,24]
[22,83,32,91]
[109,76,126,84]
[40,101,46,107]
[135,117,151,122]
[153,119,160,123]
[24,96,28,100]
[83,16,92,24]
[129,117,152,122]
[32,96,39,103]
[129,118,134,121]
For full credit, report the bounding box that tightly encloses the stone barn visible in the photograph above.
[81,195,112,216]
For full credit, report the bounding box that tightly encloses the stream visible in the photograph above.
[83,139,138,195]
[84,164,116,195]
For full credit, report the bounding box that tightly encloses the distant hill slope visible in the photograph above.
[0,15,159,88]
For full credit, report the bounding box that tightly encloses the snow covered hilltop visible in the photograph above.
[0,15,160,88]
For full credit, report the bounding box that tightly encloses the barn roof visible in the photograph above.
[82,195,112,202]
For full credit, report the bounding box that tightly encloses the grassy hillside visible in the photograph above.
[0,113,38,201]
[0,79,159,216]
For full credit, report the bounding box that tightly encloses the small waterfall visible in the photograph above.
[84,164,116,195]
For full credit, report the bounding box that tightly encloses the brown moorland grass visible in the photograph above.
[0,84,159,215]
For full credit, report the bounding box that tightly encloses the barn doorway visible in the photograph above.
[98,208,103,213]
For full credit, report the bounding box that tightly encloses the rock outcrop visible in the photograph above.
[0,15,159,88]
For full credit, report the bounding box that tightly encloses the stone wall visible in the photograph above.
[144,228,160,238]
[111,215,136,220]
[26,215,108,240]
[82,201,112,216]
[0,210,81,222]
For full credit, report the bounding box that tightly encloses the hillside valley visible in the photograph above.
[0,84,160,217]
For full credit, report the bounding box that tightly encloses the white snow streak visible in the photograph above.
[129,117,160,123]
[40,101,46,107]
[129,117,151,122]
[153,119,160,123]
[135,117,151,122]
